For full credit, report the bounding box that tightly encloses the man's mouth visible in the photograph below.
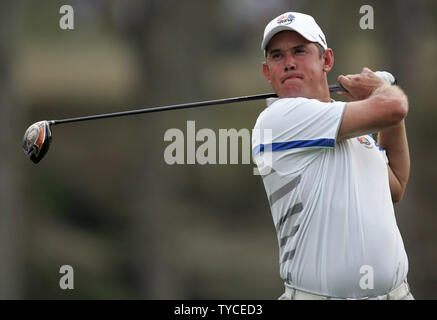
[281,74,304,84]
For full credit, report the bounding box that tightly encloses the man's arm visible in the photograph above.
[378,120,410,202]
[336,68,410,202]
[336,68,409,142]
[337,84,408,141]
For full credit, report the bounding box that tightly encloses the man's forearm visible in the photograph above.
[377,120,410,196]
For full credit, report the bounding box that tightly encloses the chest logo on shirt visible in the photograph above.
[357,136,373,149]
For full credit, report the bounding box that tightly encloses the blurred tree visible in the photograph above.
[0,0,23,299]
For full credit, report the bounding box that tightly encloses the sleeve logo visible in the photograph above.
[357,136,373,149]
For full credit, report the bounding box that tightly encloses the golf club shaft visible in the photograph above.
[50,84,345,126]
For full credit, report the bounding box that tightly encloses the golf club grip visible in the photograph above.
[328,84,347,92]
[50,84,345,125]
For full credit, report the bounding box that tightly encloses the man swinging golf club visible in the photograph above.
[252,12,413,300]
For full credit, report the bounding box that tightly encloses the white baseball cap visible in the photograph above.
[261,12,327,52]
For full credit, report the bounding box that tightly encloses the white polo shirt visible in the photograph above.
[252,97,408,299]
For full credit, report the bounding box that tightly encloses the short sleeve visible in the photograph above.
[254,98,346,153]
[252,98,346,175]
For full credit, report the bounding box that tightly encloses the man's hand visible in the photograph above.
[337,67,387,101]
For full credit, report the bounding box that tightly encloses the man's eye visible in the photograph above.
[271,53,282,60]
[295,49,305,54]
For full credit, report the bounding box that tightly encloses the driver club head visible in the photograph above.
[22,121,52,164]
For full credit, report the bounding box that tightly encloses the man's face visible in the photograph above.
[263,31,332,99]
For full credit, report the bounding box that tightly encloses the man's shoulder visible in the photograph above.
[267,96,338,110]
[259,97,327,119]
[270,96,313,106]
[255,96,345,124]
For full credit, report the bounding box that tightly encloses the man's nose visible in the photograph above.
[284,52,296,71]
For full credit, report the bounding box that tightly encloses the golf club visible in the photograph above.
[23,74,396,164]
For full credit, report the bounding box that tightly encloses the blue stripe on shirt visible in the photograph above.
[253,138,335,155]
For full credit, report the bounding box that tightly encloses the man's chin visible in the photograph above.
[278,87,304,99]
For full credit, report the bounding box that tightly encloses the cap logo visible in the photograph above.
[276,13,295,25]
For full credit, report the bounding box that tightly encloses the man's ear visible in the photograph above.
[262,61,272,83]
[322,48,334,73]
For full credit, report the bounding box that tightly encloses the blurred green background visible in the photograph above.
[1,0,436,299]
